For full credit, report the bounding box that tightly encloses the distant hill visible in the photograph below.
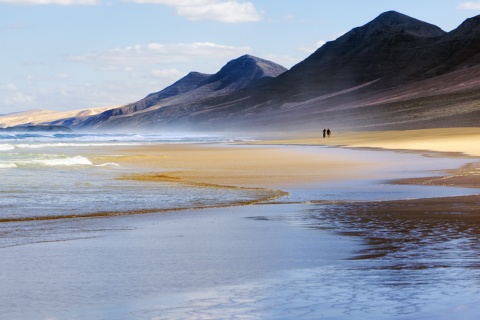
[16,11,480,131]
[0,106,116,128]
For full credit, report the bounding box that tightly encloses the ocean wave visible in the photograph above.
[14,142,141,149]
[0,163,17,169]
[39,156,93,166]
[94,162,120,167]
[0,132,250,144]
[0,144,15,151]
[0,155,95,168]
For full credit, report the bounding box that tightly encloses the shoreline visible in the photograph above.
[30,129,480,219]
[252,127,480,195]
[2,128,480,319]
[2,128,479,223]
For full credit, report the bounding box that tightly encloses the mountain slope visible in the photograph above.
[263,11,447,101]
[70,54,286,129]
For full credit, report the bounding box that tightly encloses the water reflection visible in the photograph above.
[305,198,480,268]
[295,198,480,317]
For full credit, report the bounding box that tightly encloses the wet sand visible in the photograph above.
[2,129,480,319]
[92,143,378,188]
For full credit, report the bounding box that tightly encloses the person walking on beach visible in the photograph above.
[323,128,326,138]
[327,128,331,137]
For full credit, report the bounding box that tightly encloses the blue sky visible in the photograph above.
[1,0,480,114]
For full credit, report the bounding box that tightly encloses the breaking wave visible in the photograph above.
[0,144,15,151]
[0,155,119,169]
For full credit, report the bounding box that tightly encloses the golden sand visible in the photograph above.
[85,127,480,192]
[262,127,480,157]
[249,127,480,190]
[92,144,377,189]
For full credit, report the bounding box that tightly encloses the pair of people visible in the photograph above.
[322,128,331,138]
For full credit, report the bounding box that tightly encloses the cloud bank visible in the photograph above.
[125,0,262,23]
[458,1,480,9]
[0,0,262,23]
[0,0,98,4]
[70,41,252,72]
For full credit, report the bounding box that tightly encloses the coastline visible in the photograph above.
[2,128,480,319]
[254,127,480,191]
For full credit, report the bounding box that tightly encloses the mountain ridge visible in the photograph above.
[69,54,287,129]
[10,11,480,132]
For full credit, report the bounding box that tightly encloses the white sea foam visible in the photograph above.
[95,162,120,167]
[39,156,93,167]
[0,144,15,151]
[0,163,17,169]
[14,142,141,149]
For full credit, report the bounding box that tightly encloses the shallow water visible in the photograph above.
[0,132,265,222]
[280,146,479,203]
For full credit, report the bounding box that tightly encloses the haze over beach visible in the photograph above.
[2,1,480,319]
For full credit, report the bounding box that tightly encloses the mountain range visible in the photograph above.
[4,10,480,132]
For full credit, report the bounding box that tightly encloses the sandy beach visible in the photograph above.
[262,127,480,157]
[1,128,480,319]
[91,143,379,189]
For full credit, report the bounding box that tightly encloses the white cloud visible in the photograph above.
[70,41,252,72]
[458,1,480,9]
[0,83,35,106]
[298,40,327,54]
[262,54,296,69]
[0,0,99,4]
[0,83,18,91]
[151,68,185,79]
[124,0,262,23]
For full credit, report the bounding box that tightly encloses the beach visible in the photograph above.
[1,128,480,319]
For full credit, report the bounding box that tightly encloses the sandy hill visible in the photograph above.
[0,106,117,128]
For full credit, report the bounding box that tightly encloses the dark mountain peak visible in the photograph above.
[374,10,417,25]
[185,71,211,78]
[217,54,287,78]
[446,14,480,39]
[347,10,445,39]
[200,54,287,91]
[145,71,211,99]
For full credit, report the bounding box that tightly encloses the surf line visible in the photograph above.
[0,174,289,223]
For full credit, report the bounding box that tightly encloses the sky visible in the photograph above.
[1,0,480,114]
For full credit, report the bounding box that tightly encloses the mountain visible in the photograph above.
[34,11,480,131]
[64,54,287,129]
[276,11,446,95]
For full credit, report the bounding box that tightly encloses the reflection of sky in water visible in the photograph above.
[285,179,479,203]
[134,265,480,320]
[283,146,479,202]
